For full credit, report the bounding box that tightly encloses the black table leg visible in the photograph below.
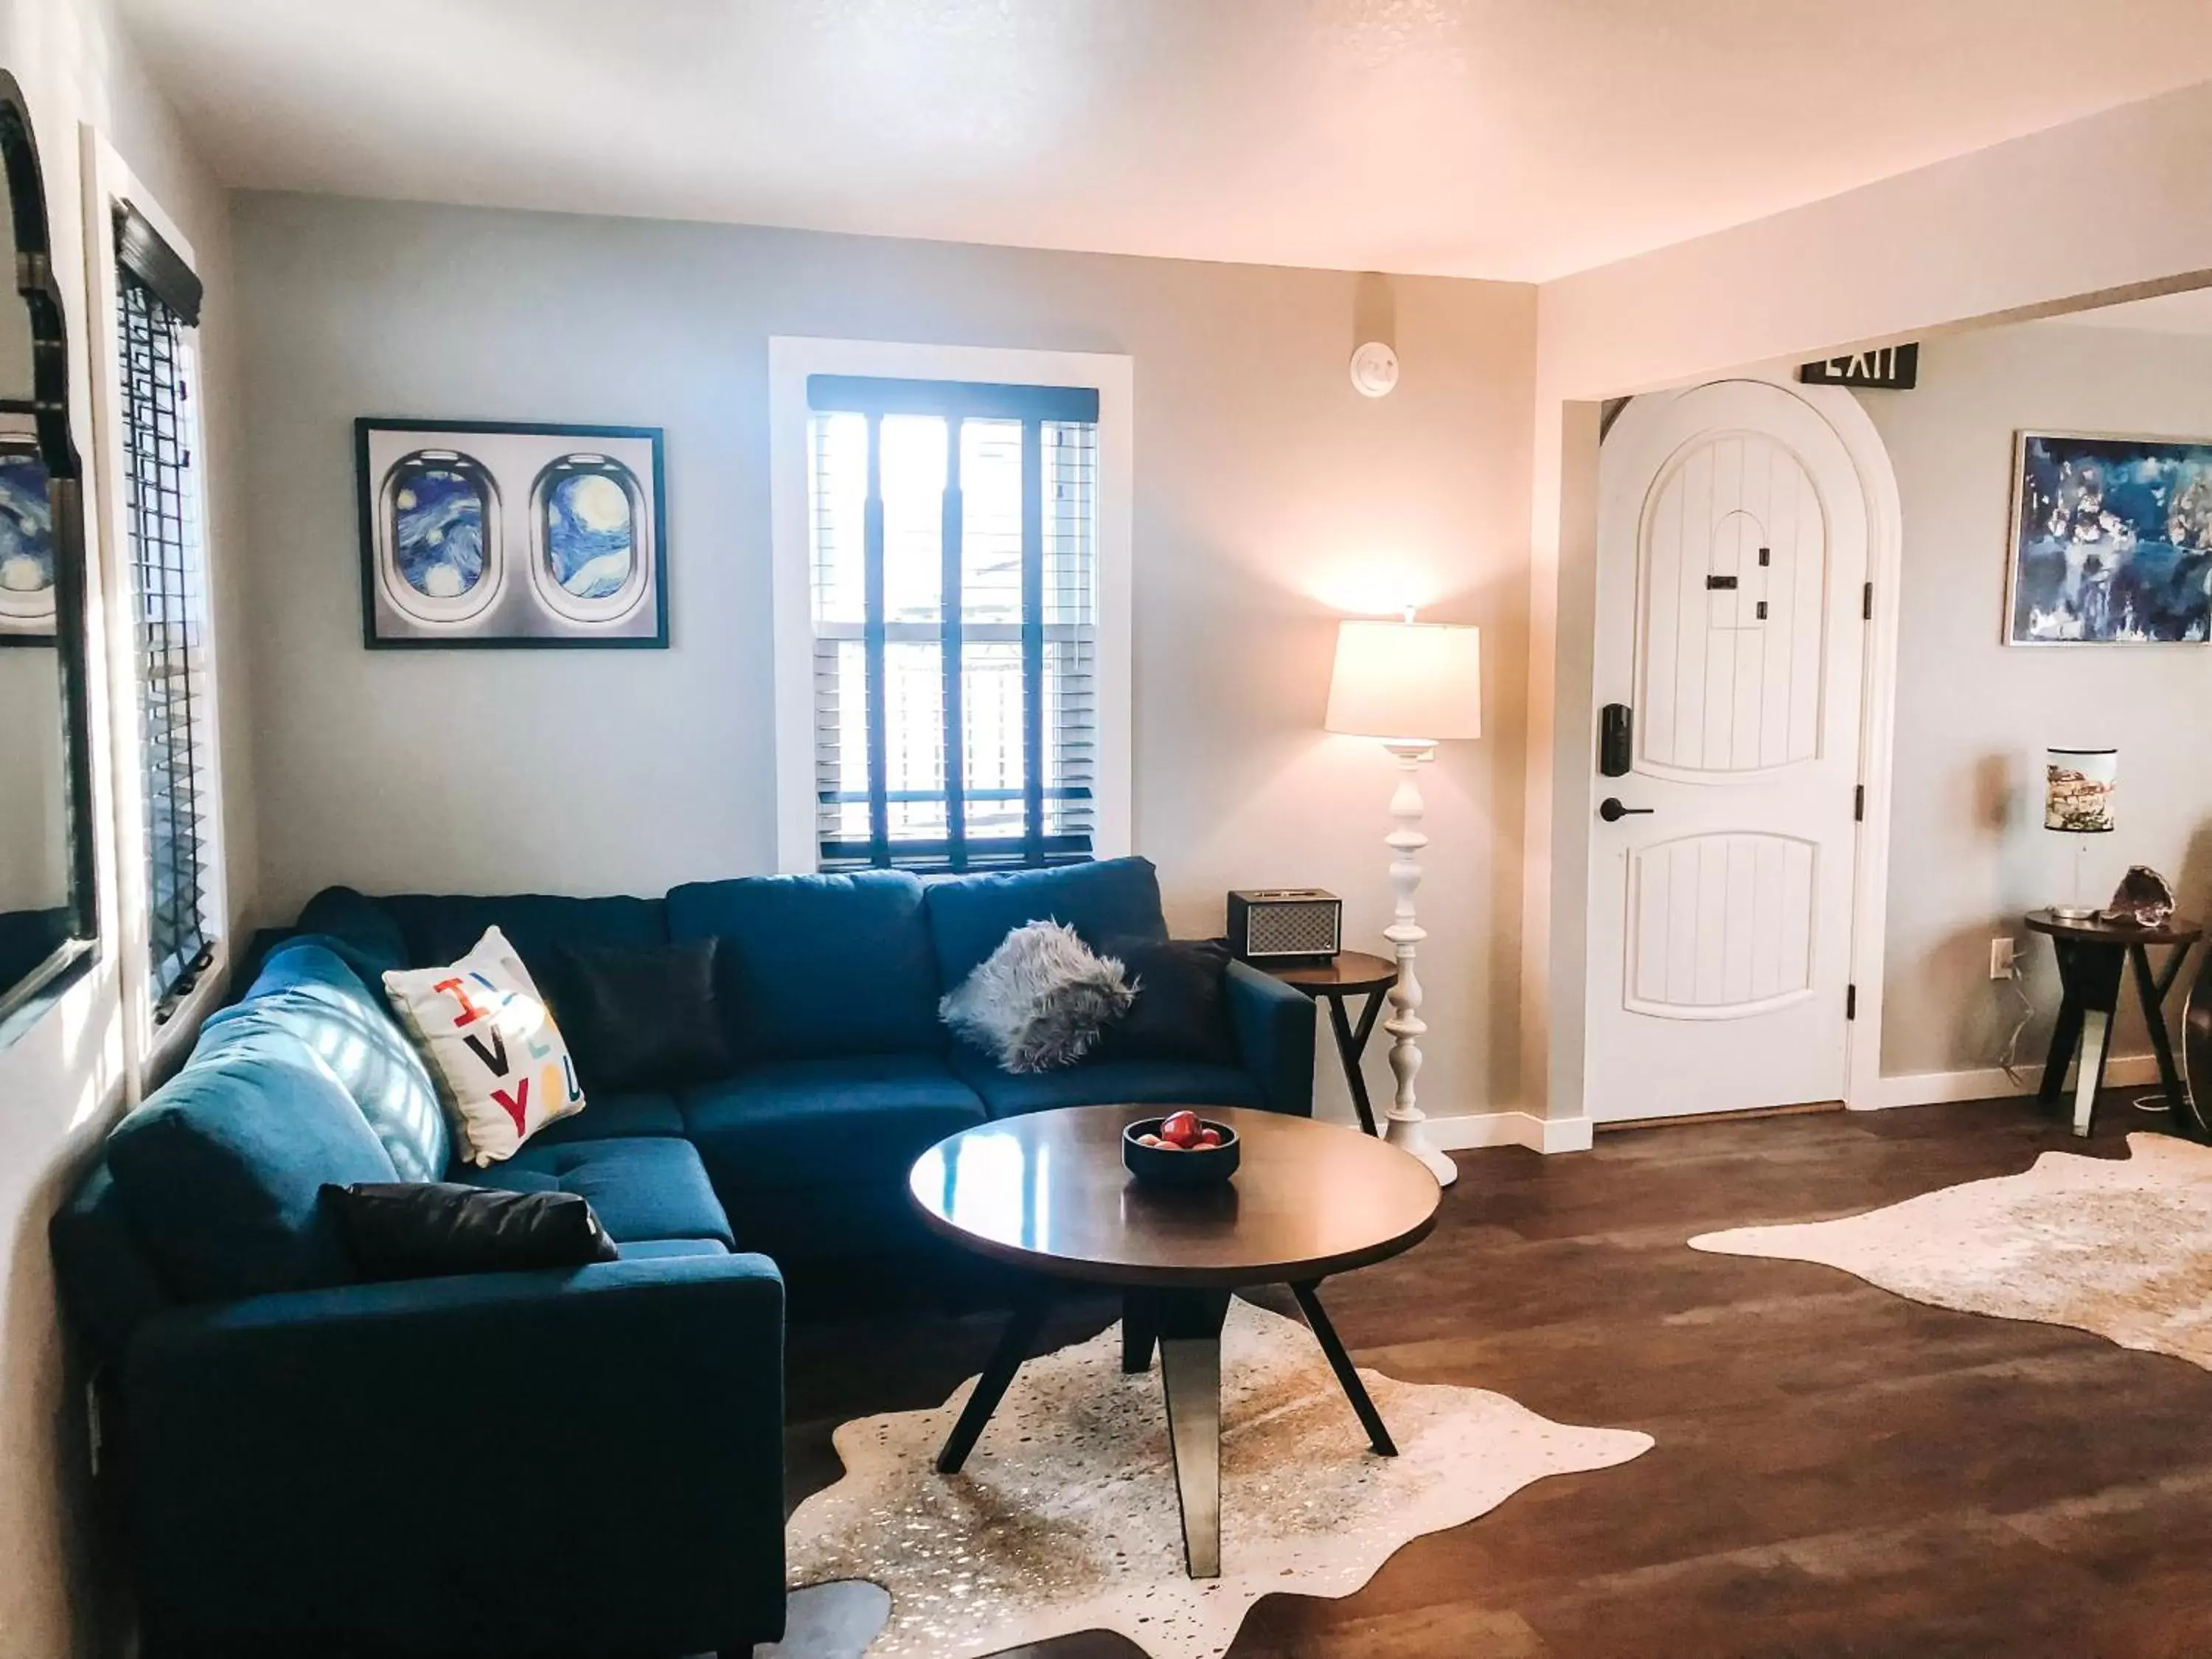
[2042,938,2126,1138]
[1290,1280,1397,1457]
[935,1286,1050,1474]
[2131,942,2208,1140]
[1325,992,1386,1137]
[1130,1287,1231,1579]
[2038,995,2084,1104]
[1121,1292,1155,1374]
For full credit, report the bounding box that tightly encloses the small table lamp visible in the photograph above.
[1325,612,1481,1187]
[2045,745,2117,920]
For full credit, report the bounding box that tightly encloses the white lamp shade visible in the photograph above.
[1324,619,1481,743]
[2045,745,2117,832]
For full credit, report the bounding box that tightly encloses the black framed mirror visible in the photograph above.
[0,68,97,1043]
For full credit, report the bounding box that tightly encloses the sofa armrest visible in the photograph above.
[1225,959,1316,1116]
[123,1252,787,1659]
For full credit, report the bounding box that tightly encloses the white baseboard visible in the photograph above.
[1861,1053,2163,1111]
[1424,1110,1595,1155]
[1416,1059,2173,1151]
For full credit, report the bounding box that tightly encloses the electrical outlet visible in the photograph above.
[1989,936,2019,980]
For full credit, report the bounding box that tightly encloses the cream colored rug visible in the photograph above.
[782,1298,1652,1659]
[1691,1133,2212,1367]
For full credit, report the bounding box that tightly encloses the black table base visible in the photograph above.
[2037,934,2206,1140]
[1324,994,1388,1138]
[935,1281,1397,1579]
[1270,953,1401,1139]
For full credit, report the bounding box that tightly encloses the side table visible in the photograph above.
[1267,950,1399,1138]
[2026,908,2205,1140]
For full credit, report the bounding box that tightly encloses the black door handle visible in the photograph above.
[1599,797,1654,822]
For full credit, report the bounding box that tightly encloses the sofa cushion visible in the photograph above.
[681,1054,986,1191]
[106,1023,398,1301]
[948,1044,1263,1119]
[212,938,451,1180]
[378,891,667,972]
[524,1088,686,1146]
[925,857,1169,987]
[667,871,939,1062]
[50,1161,176,1360]
[731,1180,951,1267]
[615,1237,731,1262]
[293,886,408,980]
[540,937,734,1092]
[1091,937,1239,1067]
[458,1135,733,1248]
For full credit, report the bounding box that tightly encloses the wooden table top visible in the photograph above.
[908,1104,1440,1288]
[1267,950,1399,994]
[2025,908,2202,947]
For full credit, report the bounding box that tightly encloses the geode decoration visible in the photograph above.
[2101,865,2175,928]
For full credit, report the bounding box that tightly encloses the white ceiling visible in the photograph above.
[117,0,2212,282]
[2053,287,2212,335]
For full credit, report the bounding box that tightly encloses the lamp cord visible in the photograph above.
[1999,956,2036,1088]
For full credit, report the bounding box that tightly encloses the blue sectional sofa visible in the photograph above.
[49,857,1313,1659]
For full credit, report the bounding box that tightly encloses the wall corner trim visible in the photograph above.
[1425,1108,1594,1156]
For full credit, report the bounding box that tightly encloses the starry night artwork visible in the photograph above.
[0,439,53,640]
[355,420,666,648]
[2007,431,2212,645]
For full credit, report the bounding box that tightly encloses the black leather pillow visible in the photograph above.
[1092,937,1239,1066]
[541,937,733,1093]
[324,1183,619,1280]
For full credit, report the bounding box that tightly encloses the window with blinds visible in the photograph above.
[115,204,215,1020]
[807,375,1098,872]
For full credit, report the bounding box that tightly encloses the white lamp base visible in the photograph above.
[1379,741,1458,1191]
[1383,1117,1460,1186]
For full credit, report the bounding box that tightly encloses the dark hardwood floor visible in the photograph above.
[782,1095,2212,1658]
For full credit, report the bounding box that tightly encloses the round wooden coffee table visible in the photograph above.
[908,1104,1441,1578]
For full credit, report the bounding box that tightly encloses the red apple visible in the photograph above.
[1196,1128,1222,1149]
[1160,1110,1202,1147]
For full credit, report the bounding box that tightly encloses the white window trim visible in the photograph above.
[80,126,229,1088]
[766,336,1133,874]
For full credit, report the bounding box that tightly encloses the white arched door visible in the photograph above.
[1587,378,1874,1122]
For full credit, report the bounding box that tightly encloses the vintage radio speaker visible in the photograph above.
[1226,888,1341,965]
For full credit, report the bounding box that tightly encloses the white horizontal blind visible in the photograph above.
[807,375,1099,871]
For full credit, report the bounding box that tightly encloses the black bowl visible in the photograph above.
[1122,1116,1240,1186]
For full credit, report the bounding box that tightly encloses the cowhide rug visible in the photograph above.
[776,1298,1651,1659]
[1691,1132,2212,1368]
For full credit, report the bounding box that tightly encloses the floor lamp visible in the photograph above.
[1324,613,1481,1188]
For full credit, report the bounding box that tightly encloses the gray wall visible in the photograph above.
[232,192,1538,1123]
[0,1,244,1650]
[1863,321,2212,1077]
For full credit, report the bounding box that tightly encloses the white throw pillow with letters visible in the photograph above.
[381,926,585,1166]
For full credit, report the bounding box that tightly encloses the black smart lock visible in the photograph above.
[1599,703,1632,776]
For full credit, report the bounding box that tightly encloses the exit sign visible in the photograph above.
[1800,344,1917,389]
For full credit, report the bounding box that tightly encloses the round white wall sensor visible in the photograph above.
[1349,341,1399,398]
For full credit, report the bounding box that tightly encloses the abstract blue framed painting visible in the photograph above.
[355,420,667,647]
[2006,430,2212,646]
[0,422,54,643]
